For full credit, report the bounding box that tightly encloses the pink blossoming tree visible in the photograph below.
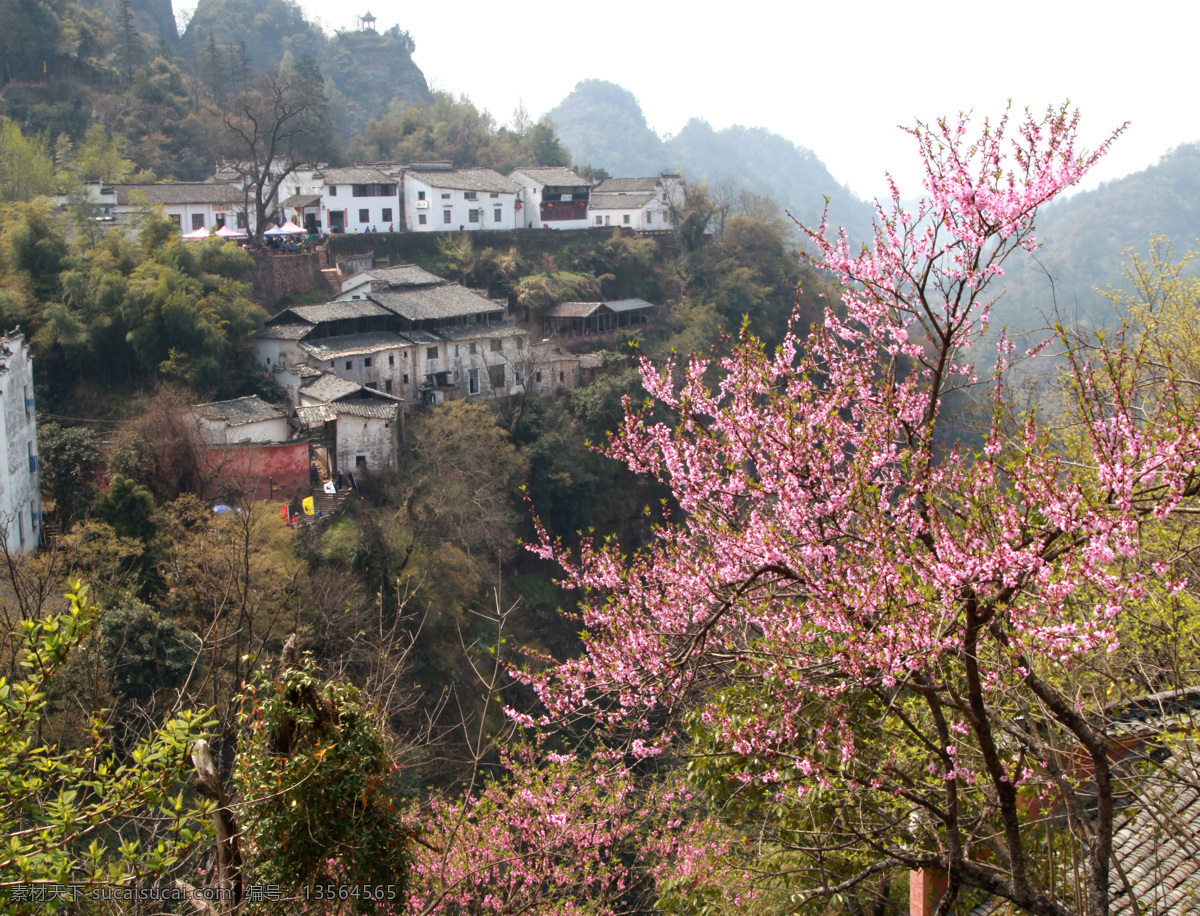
[521,105,1200,916]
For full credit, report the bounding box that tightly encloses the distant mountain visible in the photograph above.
[180,0,432,139]
[995,141,1200,332]
[546,80,875,243]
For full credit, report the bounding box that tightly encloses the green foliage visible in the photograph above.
[36,421,104,525]
[0,119,56,203]
[100,598,197,703]
[515,269,601,313]
[347,91,570,172]
[234,654,409,906]
[91,475,158,544]
[0,584,215,908]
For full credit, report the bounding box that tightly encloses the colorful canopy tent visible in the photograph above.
[181,226,211,240]
[215,224,248,239]
[264,220,305,236]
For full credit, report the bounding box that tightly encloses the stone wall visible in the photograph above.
[248,250,325,306]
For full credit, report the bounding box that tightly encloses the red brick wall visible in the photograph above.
[200,440,311,502]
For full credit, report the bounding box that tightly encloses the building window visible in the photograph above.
[605,215,611,226]
[443,210,452,224]
[441,192,451,200]
[169,214,181,227]
[329,186,337,196]
[359,209,370,223]
[237,212,247,228]
[595,216,602,226]
[356,456,366,469]
[469,342,477,355]
[418,214,427,225]
[418,190,426,200]
[559,371,564,382]
[493,208,502,222]
[490,338,501,352]
[468,368,480,395]
[192,214,205,230]
[30,501,38,532]
[623,214,631,225]
[388,354,394,366]
[24,385,32,417]
[489,192,499,198]
[535,370,542,383]
[28,441,36,472]
[426,346,438,360]
[385,379,392,393]
[382,208,392,222]
[646,212,652,224]
[488,365,505,388]
[364,357,372,368]
[468,209,480,223]
[517,337,525,348]
[345,360,353,370]
[464,191,477,200]
[403,373,409,383]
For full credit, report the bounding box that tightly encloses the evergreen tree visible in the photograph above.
[116,0,144,82]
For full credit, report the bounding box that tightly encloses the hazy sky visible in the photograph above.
[180,0,1198,201]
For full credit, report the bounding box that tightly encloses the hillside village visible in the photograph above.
[0,158,686,546]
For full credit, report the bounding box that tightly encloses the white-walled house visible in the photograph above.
[317,166,402,235]
[112,182,255,233]
[588,176,682,230]
[193,396,290,444]
[403,169,521,232]
[0,331,41,555]
[508,167,591,229]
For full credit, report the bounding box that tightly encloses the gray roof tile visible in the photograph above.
[511,167,591,188]
[254,324,313,340]
[588,192,657,210]
[288,301,394,323]
[300,374,364,402]
[317,167,399,185]
[593,177,662,193]
[370,285,506,322]
[115,182,244,206]
[605,297,657,313]
[301,332,409,359]
[193,395,285,426]
[407,168,521,194]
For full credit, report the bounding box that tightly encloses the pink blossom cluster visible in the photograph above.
[519,106,1199,815]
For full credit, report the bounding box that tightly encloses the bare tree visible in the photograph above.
[213,59,329,246]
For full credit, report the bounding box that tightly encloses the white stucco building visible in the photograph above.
[192,396,290,445]
[588,176,682,230]
[112,182,255,233]
[0,331,41,555]
[403,168,521,232]
[316,166,402,235]
[508,167,592,230]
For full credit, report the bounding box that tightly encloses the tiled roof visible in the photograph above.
[193,395,285,426]
[407,168,521,194]
[370,285,506,322]
[317,166,398,185]
[301,332,409,359]
[331,401,400,419]
[588,192,657,210]
[114,182,244,206]
[295,404,337,426]
[401,329,443,345]
[288,301,394,323]
[435,323,518,341]
[511,167,591,188]
[300,374,363,403]
[605,297,657,313]
[254,324,312,340]
[281,193,322,208]
[593,178,662,193]
[543,301,603,319]
[362,265,445,287]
